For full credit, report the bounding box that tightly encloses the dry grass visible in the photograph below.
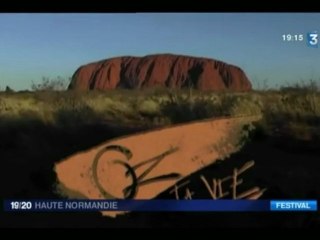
[1,83,320,141]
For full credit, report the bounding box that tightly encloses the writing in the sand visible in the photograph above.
[92,145,181,199]
[92,144,265,200]
[170,160,266,200]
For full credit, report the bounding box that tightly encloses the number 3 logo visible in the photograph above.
[307,32,318,47]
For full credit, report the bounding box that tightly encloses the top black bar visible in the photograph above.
[1,1,319,13]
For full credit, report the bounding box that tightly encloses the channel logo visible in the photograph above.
[307,32,318,48]
[270,200,317,211]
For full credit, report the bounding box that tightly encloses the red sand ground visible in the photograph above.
[55,115,261,217]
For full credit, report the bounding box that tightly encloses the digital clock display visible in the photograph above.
[282,34,304,41]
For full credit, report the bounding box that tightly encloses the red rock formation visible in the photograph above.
[68,54,252,91]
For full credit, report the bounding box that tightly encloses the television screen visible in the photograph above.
[1,13,319,228]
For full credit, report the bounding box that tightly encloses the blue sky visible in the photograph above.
[0,13,320,90]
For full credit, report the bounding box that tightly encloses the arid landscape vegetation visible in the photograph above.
[1,77,320,142]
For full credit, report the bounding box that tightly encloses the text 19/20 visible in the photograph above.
[10,201,32,210]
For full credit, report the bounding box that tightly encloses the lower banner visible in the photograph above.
[3,199,317,212]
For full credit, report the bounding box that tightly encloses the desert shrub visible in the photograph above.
[31,76,69,91]
[52,91,83,109]
[0,97,7,113]
[108,100,138,119]
[49,92,101,127]
[280,79,319,93]
[213,93,239,116]
[86,96,115,114]
[5,86,14,93]
[263,92,320,126]
[256,84,320,140]
[33,90,61,103]
[54,103,101,128]
[160,91,233,124]
[136,98,161,117]
[229,98,262,117]
[159,91,198,123]
[18,109,42,119]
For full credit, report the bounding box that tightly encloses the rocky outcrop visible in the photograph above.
[69,54,252,91]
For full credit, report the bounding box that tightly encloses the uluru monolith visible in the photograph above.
[69,54,251,91]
